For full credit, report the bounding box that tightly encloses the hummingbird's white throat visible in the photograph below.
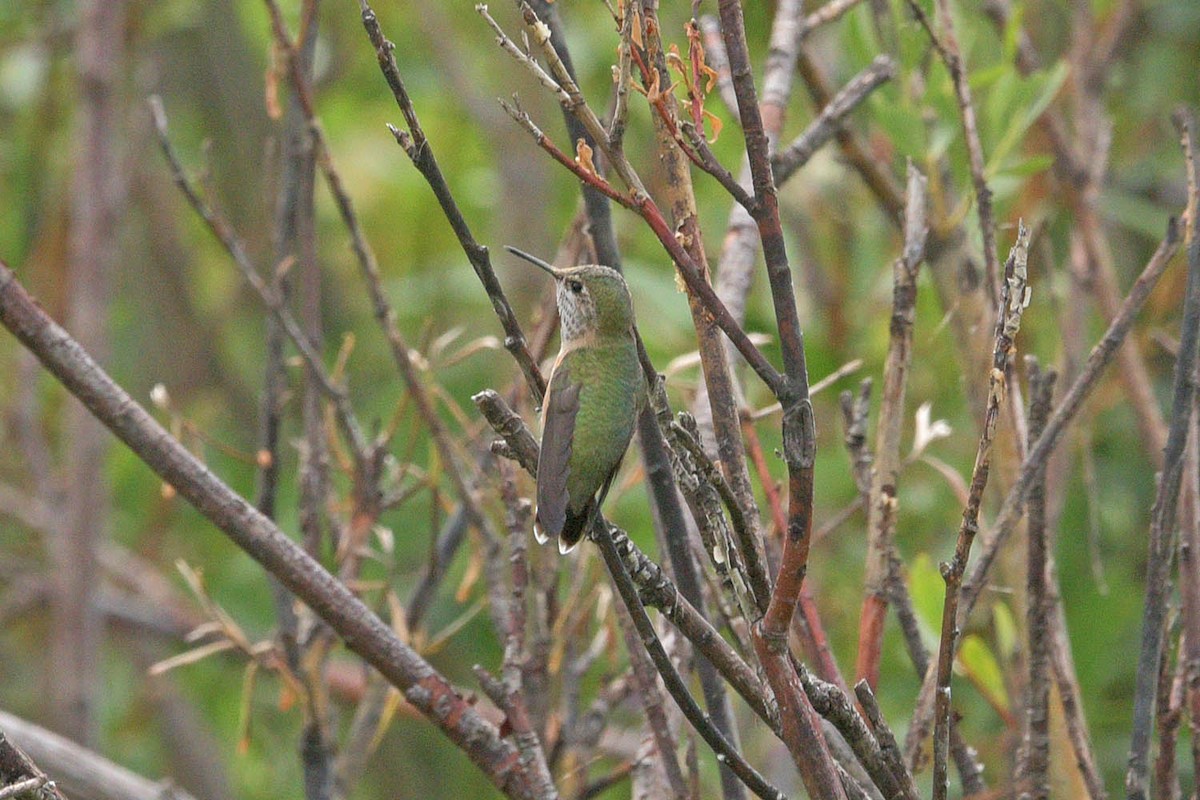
[556,279,597,343]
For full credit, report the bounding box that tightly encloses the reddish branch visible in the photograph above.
[630,12,763,794]
[480,3,786,402]
[713,0,844,796]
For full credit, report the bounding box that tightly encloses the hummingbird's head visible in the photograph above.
[507,248,635,342]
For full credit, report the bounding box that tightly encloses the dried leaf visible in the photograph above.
[374,524,395,556]
[265,45,283,121]
[666,43,687,77]
[148,639,236,676]
[237,660,259,755]
[686,20,717,94]
[702,107,723,144]
[277,676,297,712]
[911,401,953,456]
[629,4,643,49]
[575,138,597,176]
[370,687,405,752]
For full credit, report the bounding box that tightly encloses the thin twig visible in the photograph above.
[592,520,786,800]
[148,96,371,464]
[1046,554,1109,800]
[932,222,1030,800]
[906,0,1002,307]
[261,4,337,796]
[853,681,919,800]
[1126,113,1200,800]
[608,598,690,800]
[855,163,927,689]
[801,671,917,800]
[351,1,545,400]
[794,48,905,223]
[525,0,623,270]
[801,0,867,33]
[480,2,787,400]
[773,56,895,183]
[1152,626,1185,800]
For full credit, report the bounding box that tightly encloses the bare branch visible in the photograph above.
[932,222,1030,800]
[1,709,173,800]
[1016,358,1057,800]
[1126,112,1200,800]
[855,164,927,690]
[0,260,544,800]
[773,56,896,182]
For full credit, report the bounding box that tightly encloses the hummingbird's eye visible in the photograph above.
[569,280,584,294]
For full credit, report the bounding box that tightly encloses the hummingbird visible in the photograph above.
[507,246,645,554]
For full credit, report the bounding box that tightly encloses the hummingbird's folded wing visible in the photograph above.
[535,362,581,542]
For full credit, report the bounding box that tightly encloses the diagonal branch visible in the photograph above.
[352,0,545,401]
[0,259,543,800]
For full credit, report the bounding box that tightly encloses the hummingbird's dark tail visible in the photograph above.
[558,498,598,554]
[559,466,619,554]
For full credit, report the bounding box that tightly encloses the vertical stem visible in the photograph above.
[932,224,1029,800]
[1126,115,1200,800]
[1018,359,1057,800]
[715,2,843,795]
[855,164,927,689]
[262,5,336,798]
[55,0,127,744]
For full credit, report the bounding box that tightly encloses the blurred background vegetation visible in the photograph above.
[1,0,1199,798]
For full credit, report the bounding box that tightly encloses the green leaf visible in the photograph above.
[1098,189,1176,240]
[1000,153,1056,177]
[908,552,945,649]
[870,92,927,158]
[1001,2,1025,64]
[958,634,1010,711]
[992,601,1019,659]
[987,60,1069,175]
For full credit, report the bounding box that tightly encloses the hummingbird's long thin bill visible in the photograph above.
[505,245,560,277]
